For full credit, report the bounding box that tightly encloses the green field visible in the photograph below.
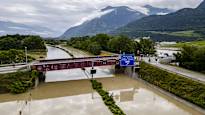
[151,30,203,38]
[165,40,205,48]
[27,50,47,60]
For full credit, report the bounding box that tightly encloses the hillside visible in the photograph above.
[114,0,205,41]
[61,5,173,39]
[61,6,146,38]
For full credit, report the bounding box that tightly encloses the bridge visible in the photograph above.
[32,55,120,72]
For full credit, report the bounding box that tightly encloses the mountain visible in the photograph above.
[61,5,174,39]
[61,6,146,38]
[197,0,205,9]
[144,5,173,15]
[115,1,205,34]
[0,21,55,37]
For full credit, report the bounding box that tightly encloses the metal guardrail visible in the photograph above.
[0,63,26,67]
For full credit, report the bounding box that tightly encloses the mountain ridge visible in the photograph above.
[114,0,205,35]
[0,20,56,37]
[61,5,173,38]
[61,6,146,38]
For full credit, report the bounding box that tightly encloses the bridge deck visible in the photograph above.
[33,55,119,65]
[32,56,120,71]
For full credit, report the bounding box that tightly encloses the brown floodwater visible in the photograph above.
[0,46,203,115]
[0,76,203,115]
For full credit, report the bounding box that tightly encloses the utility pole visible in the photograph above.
[25,47,28,69]
[91,61,94,80]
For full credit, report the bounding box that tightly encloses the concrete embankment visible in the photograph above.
[133,76,205,115]
[50,45,75,58]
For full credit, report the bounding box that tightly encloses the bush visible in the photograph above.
[174,45,205,73]
[139,62,205,109]
[7,80,32,94]
[0,70,43,94]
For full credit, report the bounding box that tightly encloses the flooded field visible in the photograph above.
[0,46,203,115]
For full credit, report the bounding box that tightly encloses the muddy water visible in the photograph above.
[0,46,203,115]
[45,46,113,82]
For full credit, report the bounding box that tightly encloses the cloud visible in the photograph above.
[73,9,114,27]
[0,0,203,36]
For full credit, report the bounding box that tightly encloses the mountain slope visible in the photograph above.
[61,5,174,39]
[0,21,55,37]
[116,1,205,33]
[61,6,146,38]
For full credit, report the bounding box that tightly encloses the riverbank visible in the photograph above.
[139,62,205,111]
[27,50,47,60]
[49,45,75,57]
[60,44,94,57]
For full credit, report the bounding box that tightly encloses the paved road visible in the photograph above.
[0,65,27,74]
[143,57,205,84]
[0,63,33,74]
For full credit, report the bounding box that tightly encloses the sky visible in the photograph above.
[0,0,203,36]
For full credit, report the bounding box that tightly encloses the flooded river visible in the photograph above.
[45,46,113,82]
[0,46,203,115]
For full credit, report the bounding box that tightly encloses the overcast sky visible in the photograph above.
[0,0,203,36]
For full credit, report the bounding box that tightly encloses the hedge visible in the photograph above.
[139,62,205,109]
[90,80,126,115]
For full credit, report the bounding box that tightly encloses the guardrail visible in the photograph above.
[0,63,26,67]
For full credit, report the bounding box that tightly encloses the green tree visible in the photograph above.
[174,45,205,73]
[0,34,46,50]
[108,35,135,54]
[139,39,156,55]
[87,42,102,55]
[23,36,45,50]
[94,34,111,50]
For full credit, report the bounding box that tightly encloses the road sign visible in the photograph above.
[120,54,135,67]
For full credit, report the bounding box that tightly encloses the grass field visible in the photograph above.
[27,50,47,60]
[165,40,205,48]
[100,51,117,56]
[151,30,203,38]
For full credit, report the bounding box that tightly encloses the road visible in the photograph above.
[143,57,205,84]
[0,63,31,74]
[0,65,26,74]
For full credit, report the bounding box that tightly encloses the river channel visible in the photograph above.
[0,46,203,115]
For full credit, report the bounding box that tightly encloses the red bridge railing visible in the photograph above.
[32,55,119,72]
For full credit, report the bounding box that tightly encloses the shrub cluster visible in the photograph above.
[0,49,35,64]
[0,70,42,94]
[91,80,126,115]
[174,45,205,73]
[139,62,205,109]
[0,34,46,50]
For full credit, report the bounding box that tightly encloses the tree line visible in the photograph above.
[174,45,205,73]
[0,34,46,64]
[0,49,34,64]
[67,34,155,55]
[0,34,46,50]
